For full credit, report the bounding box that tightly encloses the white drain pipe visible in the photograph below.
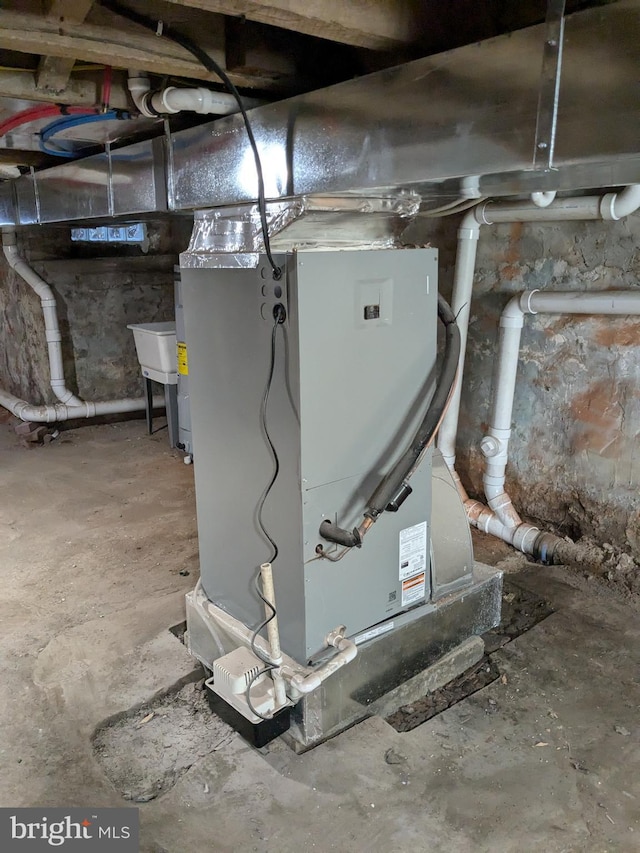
[449,466,542,555]
[283,627,357,697]
[436,185,640,559]
[482,290,640,534]
[0,229,164,423]
[259,562,287,710]
[3,229,83,407]
[437,213,480,470]
[127,71,262,118]
[0,389,163,424]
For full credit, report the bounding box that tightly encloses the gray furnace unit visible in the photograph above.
[182,205,501,750]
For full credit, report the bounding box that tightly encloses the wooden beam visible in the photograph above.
[164,0,423,50]
[224,16,295,77]
[0,70,129,108]
[0,8,298,91]
[0,148,54,167]
[37,0,95,94]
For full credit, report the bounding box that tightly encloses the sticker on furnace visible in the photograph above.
[399,521,427,580]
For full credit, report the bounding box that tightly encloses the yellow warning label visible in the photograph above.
[177,341,188,375]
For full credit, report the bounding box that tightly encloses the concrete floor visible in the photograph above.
[1,417,639,852]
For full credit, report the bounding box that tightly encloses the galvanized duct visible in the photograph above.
[0,0,639,226]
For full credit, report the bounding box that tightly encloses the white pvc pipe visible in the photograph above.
[127,71,261,118]
[154,87,258,115]
[3,229,83,407]
[601,184,640,220]
[482,289,640,527]
[437,213,480,468]
[286,628,357,696]
[0,387,164,423]
[436,184,640,555]
[448,468,541,555]
[0,229,166,423]
[481,295,526,525]
[127,74,152,115]
[466,498,541,553]
[479,196,603,223]
[438,186,640,469]
[528,290,640,315]
[259,562,287,709]
[478,186,639,226]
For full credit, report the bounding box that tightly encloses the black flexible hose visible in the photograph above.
[319,293,460,549]
[365,293,460,518]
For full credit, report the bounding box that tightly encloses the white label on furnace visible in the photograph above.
[402,572,426,607]
[354,621,395,645]
[399,521,427,580]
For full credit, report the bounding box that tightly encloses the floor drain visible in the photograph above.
[386,578,554,732]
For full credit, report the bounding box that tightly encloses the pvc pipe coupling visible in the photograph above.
[286,626,357,696]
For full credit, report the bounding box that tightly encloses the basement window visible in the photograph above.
[71,223,148,245]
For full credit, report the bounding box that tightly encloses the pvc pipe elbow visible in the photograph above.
[50,383,84,408]
[332,637,358,664]
[601,184,640,220]
[143,86,253,117]
[500,294,526,326]
[3,243,21,271]
[127,73,154,117]
[290,673,321,695]
[287,632,357,696]
[162,87,239,115]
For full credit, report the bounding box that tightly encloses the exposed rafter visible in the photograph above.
[0,69,128,108]
[0,8,300,91]
[163,0,422,50]
[37,0,95,94]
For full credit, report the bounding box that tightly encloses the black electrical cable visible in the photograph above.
[246,306,286,721]
[256,307,286,563]
[245,665,275,722]
[97,0,281,279]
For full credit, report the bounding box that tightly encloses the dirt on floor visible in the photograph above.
[1,416,640,852]
[93,680,231,803]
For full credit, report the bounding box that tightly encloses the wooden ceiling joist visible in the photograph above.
[163,0,421,50]
[0,68,129,108]
[37,0,96,94]
[0,7,296,91]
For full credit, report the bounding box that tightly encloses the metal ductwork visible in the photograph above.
[0,0,638,226]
